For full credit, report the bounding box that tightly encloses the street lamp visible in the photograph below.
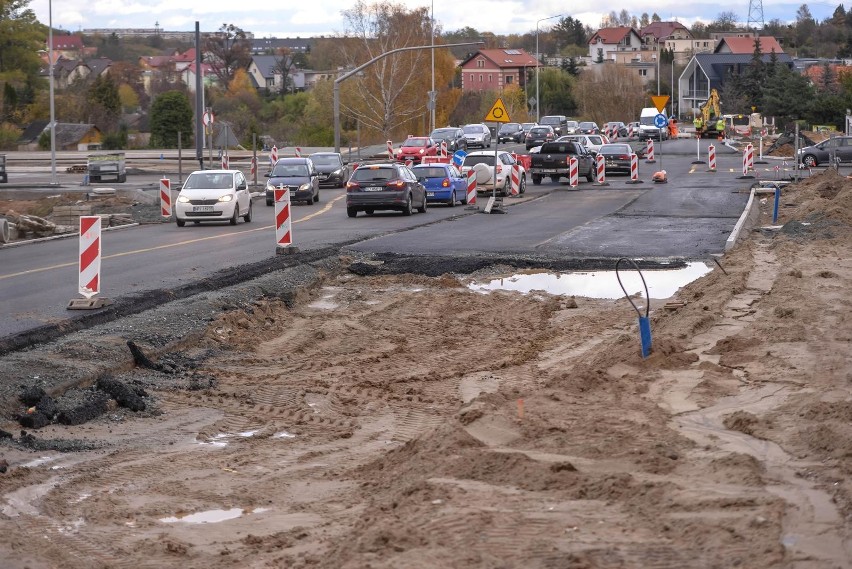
[48,0,57,185]
[536,14,562,123]
[430,0,435,133]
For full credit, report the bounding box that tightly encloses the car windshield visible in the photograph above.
[352,167,395,182]
[579,122,595,129]
[522,123,536,130]
[183,172,233,190]
[600,144,632,154]
[541,117,561,125]
[310,155,340,166]
[587,136,603,145]
[413,167,449,178]
[566,121,578,127]
[272,163,309,177]
[499,123,520,132]
[463,125,484,134]
[463,155,500,167]
[431,129,455,138]
[530,128,551,135]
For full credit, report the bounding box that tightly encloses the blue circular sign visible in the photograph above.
[654,113,669,128]
[452,149,467,166]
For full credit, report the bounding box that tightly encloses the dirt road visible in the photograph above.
[0,170,850,568]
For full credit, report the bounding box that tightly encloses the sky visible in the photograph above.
[29,0,841,39]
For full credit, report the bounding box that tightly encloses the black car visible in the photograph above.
[525,125,556,150]
[346,163,427,217]
[596,143,633,174]
[265,157,320,205]
[497,122,525,143]
[577,121,599,134]
[309,152,350,188]
[429,127,467,153]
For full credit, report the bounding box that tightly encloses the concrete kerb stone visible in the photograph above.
[725,185,779,250]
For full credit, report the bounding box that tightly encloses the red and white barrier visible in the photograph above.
[270,145,278,164]
[595,153,607,185]
[159,178,171,218]
[610,127,618,142]
[78,216,101,299]
[405,159,413,168]
[274,185,293,248]
[628,124,634,139]
[645,139,655,163]
[466,169,477,205]
[295,147,302,158]
[221,153,229,170]
[746,143,754,171]
[568,155,579,187]
[440,141,448,158]
[510,164,520,196]
[250,156,258,182]
[707,144,716,171]
[630,154,639,182]
[387,140,394,160]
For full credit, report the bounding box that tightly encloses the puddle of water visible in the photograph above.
[160,507,269,524]
[21,456,56,468]
[274,431,296,439]
[468,263,712,300]
[196,433,230,448]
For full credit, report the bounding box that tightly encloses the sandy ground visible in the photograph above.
[1,169,851,568]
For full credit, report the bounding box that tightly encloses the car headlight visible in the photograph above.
[419,149,425,154]
[177,195,190,203]
[299,183,311,191]
[332,168,342,176]
[218,194,234,202]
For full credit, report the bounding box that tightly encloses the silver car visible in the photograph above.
[462,123,492,149]
[797,136,852,167]
[175,170,253,227]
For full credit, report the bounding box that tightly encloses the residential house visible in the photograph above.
[140,48,214,94]
[17,122,102,151]
[178,62,216,93]
[85,57,112,79]
[639,21,710,65]
[39,58,92,88]
[248,55,288,93]
[459,49,538,93]
[587,27,643,63]
[714,36,784,56]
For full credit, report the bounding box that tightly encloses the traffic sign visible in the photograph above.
[202,111,215,127]
[651,95,670,113]
[654,113,668,129]
[452,149,467,167]
[484,98,510,123]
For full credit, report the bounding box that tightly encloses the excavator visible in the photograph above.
[695,88,723,138]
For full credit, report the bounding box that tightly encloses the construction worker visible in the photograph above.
[716,117,725,139]
[693,115,703,131]
[669,118,678,138]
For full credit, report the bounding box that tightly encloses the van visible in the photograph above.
[638,107,669,141]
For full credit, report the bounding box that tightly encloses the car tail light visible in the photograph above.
[619,154,630,160]
[388,179,406,190]
[441,178,450,187]
[546,133,553,139]
[346,181,360,192]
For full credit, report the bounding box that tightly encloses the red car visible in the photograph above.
[395,137,438,164]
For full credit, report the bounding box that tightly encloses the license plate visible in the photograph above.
[542,169,557,173]
[192,205,214,212]
[364,186,384,192]
[427,192,435,197]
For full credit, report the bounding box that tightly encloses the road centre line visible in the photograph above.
[0,195,344,281]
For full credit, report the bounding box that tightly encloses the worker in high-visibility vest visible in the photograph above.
[693,116,703,130]
[716,117,725,139]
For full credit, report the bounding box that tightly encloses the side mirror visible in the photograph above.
[264,172,271,177]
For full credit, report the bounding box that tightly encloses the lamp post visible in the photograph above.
[536,14,562,123]
[48,0,57,185]
[430,0,435,133]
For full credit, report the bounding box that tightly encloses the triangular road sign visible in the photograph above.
[484,98,510,123]
[651,95,670,113]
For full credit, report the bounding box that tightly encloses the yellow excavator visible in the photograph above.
[695,89,723,138]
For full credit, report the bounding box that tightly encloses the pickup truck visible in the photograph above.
[529,141,595,184]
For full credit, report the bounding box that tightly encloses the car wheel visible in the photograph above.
[229,206,239,225]
[532,174,542,185]
[347,207,358,218]
[266,198,273,206]
[586,166,595,182]
[417,195,427,213]
[550,176,560,183]
[365,208,375,216]
[243,200,253,222]
[314,188,320,202]
[802,154,818,168]
[402,194,413,216]
[519,175,526,194]
[176,218,185,227]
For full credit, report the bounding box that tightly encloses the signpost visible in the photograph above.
[483,98,510,214]
[650,95,669,172]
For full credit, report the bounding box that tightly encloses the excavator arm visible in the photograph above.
[698,89,722,137]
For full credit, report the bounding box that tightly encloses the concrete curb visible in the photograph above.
[725,187,778,250]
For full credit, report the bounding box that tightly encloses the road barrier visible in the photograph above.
[405,159,413,168]
[66,216,113,309]
[626,154,643,184]
[274,185,294,253]
[387,140,393,160]
[221,153,229,169]
[465,169,477,207]
[594,153,609,186]
[159,178,172,218]
[270,145,278,164]
[645,139,655,163]
[295,147,302,158]
[440,141,448,158]
[740,144,755,179]
[510,164,520,196]
[568,155,578,187]
[628,124,634,139]
[707,144,716,172]
[250,156,258,184]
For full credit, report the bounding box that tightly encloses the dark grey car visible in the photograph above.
[429,127,467,153]
[309,152,350,188]
[346,163,427,217]
[797,136,852,167]
[265,157,320,205]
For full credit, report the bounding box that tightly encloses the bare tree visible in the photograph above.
[574,65,646,124]
[204,23,252,89]
[273,48,296,95]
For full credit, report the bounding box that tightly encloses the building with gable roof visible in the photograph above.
[587,27,643,62]
[459,48,538,93]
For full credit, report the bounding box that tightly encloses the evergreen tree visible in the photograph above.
[149,90,194,148]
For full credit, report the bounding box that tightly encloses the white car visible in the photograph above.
[460,150,526,196]
[175,170,253,227]
[462,123,492,149]
[557,134,609,155]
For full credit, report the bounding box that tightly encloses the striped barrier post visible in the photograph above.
[707,144,716,171]
[159,178,172,218]
[274,185,293,252]
[739,144,755,179]
[465,169,477,208]
[746,143,754,171]
[628,124,634,139]
[594,153,609,186]
[221,153,229,170]
[568,156,579,187]
[440,141,448,158]
[270,145,278,165]
[250,156,258,184]
[626,154,643,184]
[510,164,520,196]
[405,159,413,168]
[645,139,655,163]
[78,216,101,299]
[611,127,618,142]
[295,147,302,158]
[387,140,394,160]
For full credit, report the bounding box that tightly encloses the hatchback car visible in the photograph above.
[525,125,556,150]
[596,143,634,175]
[175,170,252,227]
[540,115,568,136]
[460,151,526,196]
[563,120,579,135]
[429,127,467,153]
[603,121,629,138]
[558,134,608,154]
[412,163,467,206]
[309,152,350,188]
[265,157,320,205]
[396,136,438,164]
[797,136,852,167]
[462,123,492,149]
[577,121,600,134]
[497,122,525,143]
[346,163,427,217]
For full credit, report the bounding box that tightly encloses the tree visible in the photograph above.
[551,17,587,50]
[204,23,252,89]
[273,48,297,96]
[0,0,44,78]
[149,90,193,148]
[708,11,739,33]
[87,74,121,132]
[574,64,645,123]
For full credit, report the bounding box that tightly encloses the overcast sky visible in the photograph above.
[29,0,838,39]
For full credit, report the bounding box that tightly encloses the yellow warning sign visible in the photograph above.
[484,98,510,123]
[651,95,670,113]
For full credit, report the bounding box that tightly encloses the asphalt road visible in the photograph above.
[0,138,794,345]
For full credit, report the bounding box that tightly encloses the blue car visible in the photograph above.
[411,163,467,206]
